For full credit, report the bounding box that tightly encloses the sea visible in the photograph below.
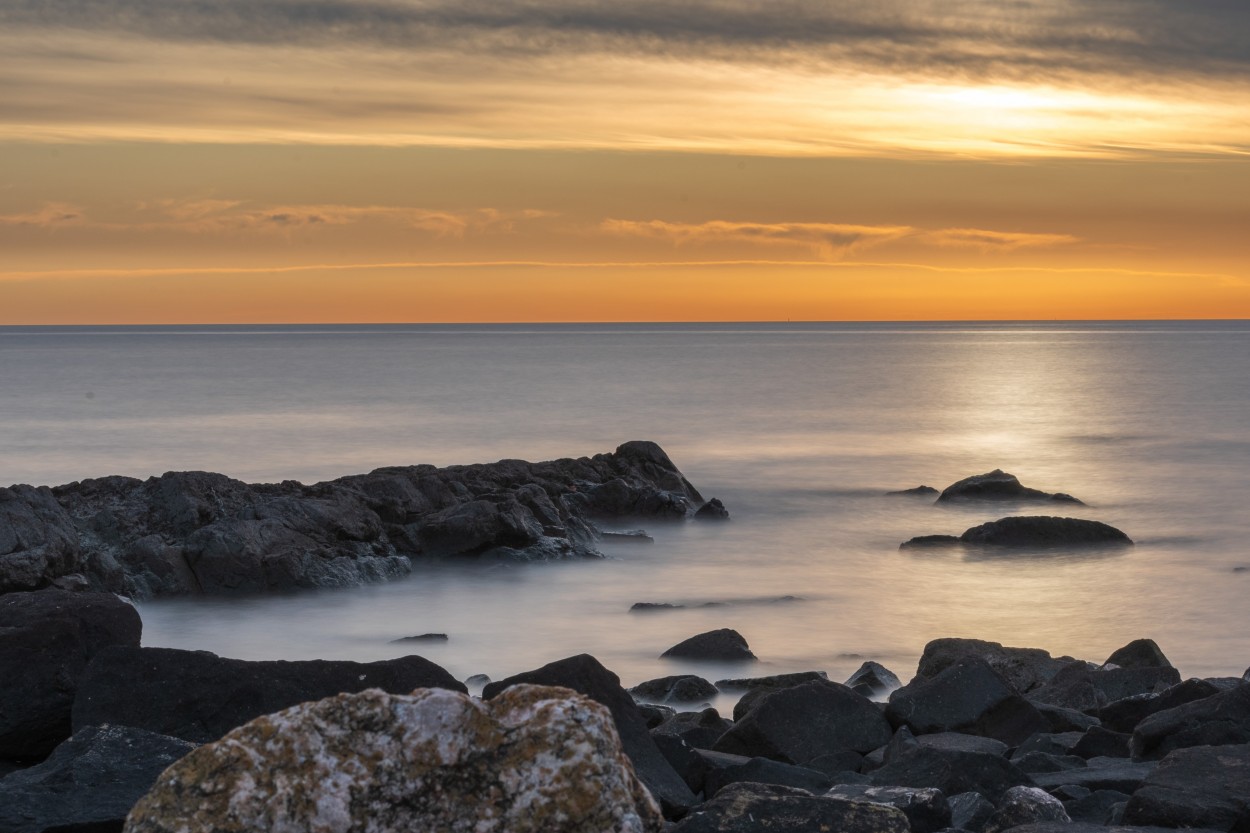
[2,321,1248,704]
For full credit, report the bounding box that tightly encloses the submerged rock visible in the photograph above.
[124,684,664,833]
[694,498,730,520]
[886,485,939,498]
[630,674,718,704]
[390,632,449,643]
[661,628,757,662]
[936,470,1083,504]
[902,516,1132,550]
[845,661,903,699]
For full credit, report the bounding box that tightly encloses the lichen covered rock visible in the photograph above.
[124,684,663,833]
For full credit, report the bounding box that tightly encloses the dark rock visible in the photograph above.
[0,725,195,833]
[1071,726,1130,759]
[870,746,1035,801]
[958,516,1131,548]
[1131,682,1250,760]
[936,471,1083,504]
[1012,752,1087,774]
[1030,759,1156,793]
[482,653,696,817]
[670,782,911,833]
[1123,743,1250,831]
[0,589,142,759]
[600,529,654,544]
[662,628,756,662]
[886,656,1047,746]
[1049,785,1091,802]
[72,646,465,744]
[717,670,828,691]
[389,632,448,643]
[983,785,1070,833]
[1104,638,1171,669]
[914,638,1072,695]
[1029,661,1180,712]
[638,703,676,729]
[630,674,718,704]
[887,486,939,498]
[692,749,834,798]
[901,535,963,549]
[1013,732,1084,759]
[881,726,920,765]
[847,661,903,699]
[807,749,868,777]
[653,707,734,749]
[0,485,89,594]
[633,596,803,613]
[694,498,730,521]
[918,733,1010,758]
[713,680,893,766]
[826,785,952,833]
[1000,824,1219,833]
[1065,789,1131,824]
[631,602,681,611]
[652,732,701,793]
[1034,702,1101,732]
[949,791,997,833]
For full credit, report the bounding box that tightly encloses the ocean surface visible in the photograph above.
[3,321,1248,704]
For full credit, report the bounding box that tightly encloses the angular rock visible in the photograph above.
[0,725,196,833]
[847,661,903,699]
[1030,759,1156,793]
[1013,732,1085,760]
[1013,751,1087,774]
[1071,726,1130,759]
[1029,661,1180,712]
[918,733,1009,758]
[999,825,1217,833]
[1131,682,1250,760]
[713,680,893,765]
[1065,789,1132,824]
[886,656,1047,746]
[652,733,701,792]
[1034,702,1101,732]
[0,589,142,759]
[959,516,1131,547]
[1104,638,1171,669]
[690,750,834,798]
[661,629,756,662]
[825,784,952,833]
[717,671,829,691]
[72,646,464,744]
[638,703,676,729]
[630,675,718,704]
[870,746,1036,802]
[914,638,1071,694]
[983,786,1070,833]
[1122,743,1250,832]
[670,782,911,833]
[694,498,730,521]
[125,684,663,833]
[936,471,1082,504]
[807,749,868,777]
[1,485,95,594]
[483,653,696,817]
[949,791,997,833]
[652,707,734,749]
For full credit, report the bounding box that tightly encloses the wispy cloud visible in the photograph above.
[0,202,84,227]
[920,228,1080,251]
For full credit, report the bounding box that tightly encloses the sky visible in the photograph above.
[2,0,1249,322]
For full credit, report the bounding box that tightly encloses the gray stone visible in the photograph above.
[1131,682,1250,760]
[1104,639,1171,669]
[1064,790,1131,824]
[1123,743,1250,832]
[1030,759,1157,793]
[847,661,903,699]
[870,746,1035,802]
[983,786,1070,833]
[913,638,1072,695]
[1012,752,1087,774]
[652,707,733,749]
[1071,726,1129,759]
[691,749,834,798]
[1029,661,1180,712]
[949,791,996,833]
[826,784,952,833]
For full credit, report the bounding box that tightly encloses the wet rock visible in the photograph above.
[713,680,893,766]
[936,471,1082,504]
[1029,661,1180,712]
[1071,726,1130,758]
[1123,743,1250,832]
[901,535,963,549]
[847,661,903,699]
[72,646,464,744]
[661,628,757,662]
[887,486,939,498]
[870,746,1036,802]
[0,589,142,759]
[390,632,448,643]
[631,602,681,611]
[826,785,952,833]
[653,707,734,749]
[691,750,834,798]
[983,785,1070,833]
[914,638,1072,695]
[670,782,911,833]
[1065,789,1132,824]
[124,684,664,833]
[886,656,1047,746]
[483,653,696,818]
[694,498,730,520]
[0,725,196,833]
[601,530,655,544]
[1104,638,1171,669]
[638,703,676,729]
[630,675,718,704]
[960,516,1130,547]
[1030,759,1157,793]
[1130,682,1250,760]
[949,791,997,833]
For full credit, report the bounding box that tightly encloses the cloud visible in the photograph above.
[602,219,914,257]
[921,228,1081,251]
[0,202,84,227]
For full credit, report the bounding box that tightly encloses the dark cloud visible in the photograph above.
[1,0,1248,83]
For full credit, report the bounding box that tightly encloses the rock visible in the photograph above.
[638,703,676,729]
[901,535,963,548]
[0,589,142,759]
[652,733,701,792]
[653,707,734,749]
[632,596,803,613]
[1122,743,1250,832]
[1065,789,1132,824]
[936,470,1082,504]
[601,530,655,544]
[1034,702,1101,732]
[807,749,868,776]
[661,629,757,662]
[717,670,828,691]
[0,725,196,833]
[465,672,491,687]
[825,785,952,833]
[694,498,730,520]
[691,750,834,798]
[631,602,681,611]
[949,791,997,833]
[630,675,718,704]
[870,746,1036,802]
[914,638,1072,694]
[1012,751,1087,774]
[983,786,1070,833]
[959,516,1130,547]
[72,646,464,743]
[483,653,696,818]
[886,657,1047,746]
[1104,638,1171,669]
[918,733,1010,758]
[886,486,939,498]
[124,684,663,833]
[1131,682,1250,760]
[1029,661,1180,712]
[713,680,893,766]
[998,824,1216,833]
[847,661,903,699]
[1030,759,1157,793]
[0,485,88,594]
[1013,732,1084,760]
[390,632,448,642]
[669,782,911,833]
[1071,726,1130,758]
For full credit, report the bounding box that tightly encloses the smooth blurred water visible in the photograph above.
[2,321,1248,700]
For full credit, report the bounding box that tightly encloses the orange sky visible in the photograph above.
[2,1,1249,322]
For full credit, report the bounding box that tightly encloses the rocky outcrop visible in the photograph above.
[124,684,664,833]
[661,629,757,661]
[72,646,465,743]
[1,441,715,598]
[0,588,142,759]
[902,516,1133,549]
[936,470,1083,504]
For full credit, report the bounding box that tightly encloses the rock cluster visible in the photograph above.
[0,441,725,598]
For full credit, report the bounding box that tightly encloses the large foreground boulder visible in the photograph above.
[1029,661,1181,712]
[0,725,195,833]
[1122,743,1250,831]
[902,516,1132,550]
[886,657,1047,746]
[72,646,465,743]
[483,654,696,817]
[124,685,663,833]
[936,470,1082,504]
[0,589,142,759]
[670,782,911,833]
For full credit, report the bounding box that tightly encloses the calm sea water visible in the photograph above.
[3,322,1248,703]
